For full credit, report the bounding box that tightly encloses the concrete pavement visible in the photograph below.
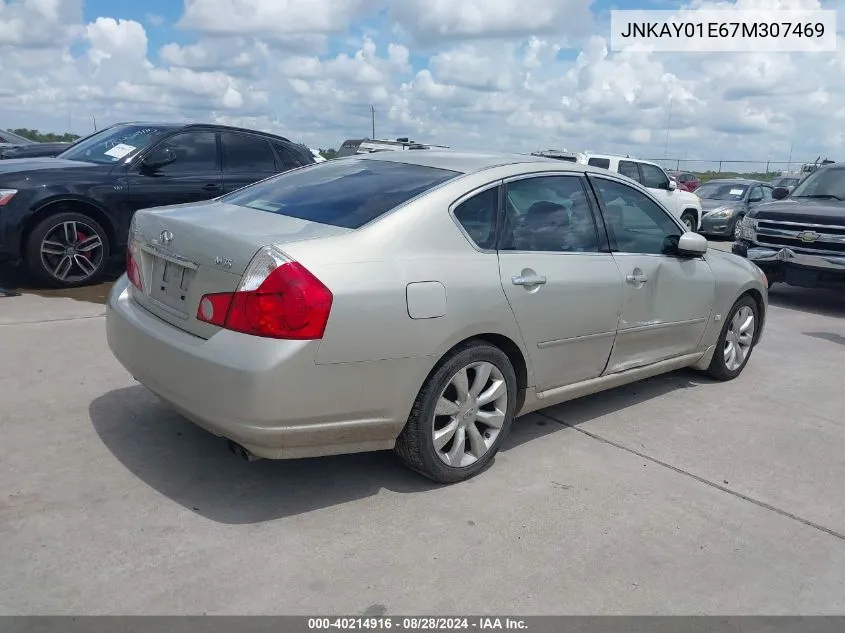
[1,268,844,615]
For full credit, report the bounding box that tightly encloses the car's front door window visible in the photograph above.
[640,163,671,190]
[145,131,219,173]
[590,177,682,255]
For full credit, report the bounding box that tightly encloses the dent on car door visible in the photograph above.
[588,175,715,373]
[495,173,623,393]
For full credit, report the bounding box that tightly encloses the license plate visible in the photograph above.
[150,256,195,313]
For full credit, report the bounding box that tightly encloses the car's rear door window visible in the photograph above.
[588,157,611,169]
[221,133,277,174]
[618,160,641,183]
[221,158,461,229]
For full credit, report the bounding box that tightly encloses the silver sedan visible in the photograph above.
[106,151,768,483]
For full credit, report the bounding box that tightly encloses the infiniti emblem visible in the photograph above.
[160,230,173,246]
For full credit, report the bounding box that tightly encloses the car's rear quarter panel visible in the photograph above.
[280,166,535,381]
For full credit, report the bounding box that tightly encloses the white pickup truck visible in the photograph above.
[578,153,703,231]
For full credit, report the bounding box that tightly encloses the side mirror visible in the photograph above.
[676,231,708,257]
[667,179,677,191]
[772,187,789,200]
[748,195,763,203]
[142,147,176,171]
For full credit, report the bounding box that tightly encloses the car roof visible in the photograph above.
[108,121,292,143]
[703,178,765,185]
[584,152,664,168]
[350,149,600,175]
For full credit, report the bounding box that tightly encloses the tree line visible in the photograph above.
[6,128,81,143]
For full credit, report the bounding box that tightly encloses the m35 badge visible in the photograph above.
[214,256,233,269]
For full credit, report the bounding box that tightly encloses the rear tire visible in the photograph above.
[705,294,759,381]
[680,210,698,232]
[25,211,110,288]
[394,341,518,484]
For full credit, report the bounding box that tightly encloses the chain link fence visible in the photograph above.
[641,158,814,179]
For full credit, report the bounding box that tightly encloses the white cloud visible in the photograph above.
[1,0,844,173]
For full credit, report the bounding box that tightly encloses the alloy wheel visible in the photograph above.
[431,361,508,468]
[724,305,755,371]
[39,220,105,283]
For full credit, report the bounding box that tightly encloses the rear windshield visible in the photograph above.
[221,158,461,229]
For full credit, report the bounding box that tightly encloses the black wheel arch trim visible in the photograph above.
[24,195,116,255]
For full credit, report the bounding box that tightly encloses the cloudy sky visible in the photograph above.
[1,0,844,172]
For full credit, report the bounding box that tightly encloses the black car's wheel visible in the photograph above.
[25,212,110,288]
[705,294,759,381]
[395,340,518,484]
[680,210,697,232]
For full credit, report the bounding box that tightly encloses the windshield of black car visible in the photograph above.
[790,167,845,200]
[694,183,748,201]
[221,158,461,229]
[58,125,171,164]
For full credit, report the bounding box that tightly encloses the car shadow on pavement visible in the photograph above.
[0,262,119,305]
[768,285,845,319]
[90,371,707,525]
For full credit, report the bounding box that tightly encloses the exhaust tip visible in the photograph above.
[227,439,261,462]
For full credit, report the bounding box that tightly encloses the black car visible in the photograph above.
[695,179,774,240]
[0,122,315,287]
[733,163,845,290]
[0,142,72,160]
[769,175,800,192]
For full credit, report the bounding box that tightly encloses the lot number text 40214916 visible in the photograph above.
[307,617,529,630]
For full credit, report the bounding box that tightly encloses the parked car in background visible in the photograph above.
[0,129,36,147]
[769,175,800,193]
[696,179,774,240]
[106,151,767,484]
[0,142,72,160]
[336,137,449,157]
[579,153,703,231]
[734,162,845,290]
[530,149,587,163]
[667,170,701,192]
[308,148,327,163]
[0,122,315,287]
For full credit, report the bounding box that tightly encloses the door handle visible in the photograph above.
[626,273,649,284]
[203,183,221,190]
[512,274,547,286]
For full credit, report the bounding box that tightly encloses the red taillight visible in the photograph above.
[197,248,333,340]
[126,246,143,291]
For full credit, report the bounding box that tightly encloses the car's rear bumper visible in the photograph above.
[732,242,845,289]
[106,275,429,459]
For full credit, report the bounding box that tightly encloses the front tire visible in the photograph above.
[680,210,698,232]
[705,294,759,381]
[731,214,745,241]
[394,341,518,484]
[25,212,110,288]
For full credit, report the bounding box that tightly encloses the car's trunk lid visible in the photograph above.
[129,201,353,339]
